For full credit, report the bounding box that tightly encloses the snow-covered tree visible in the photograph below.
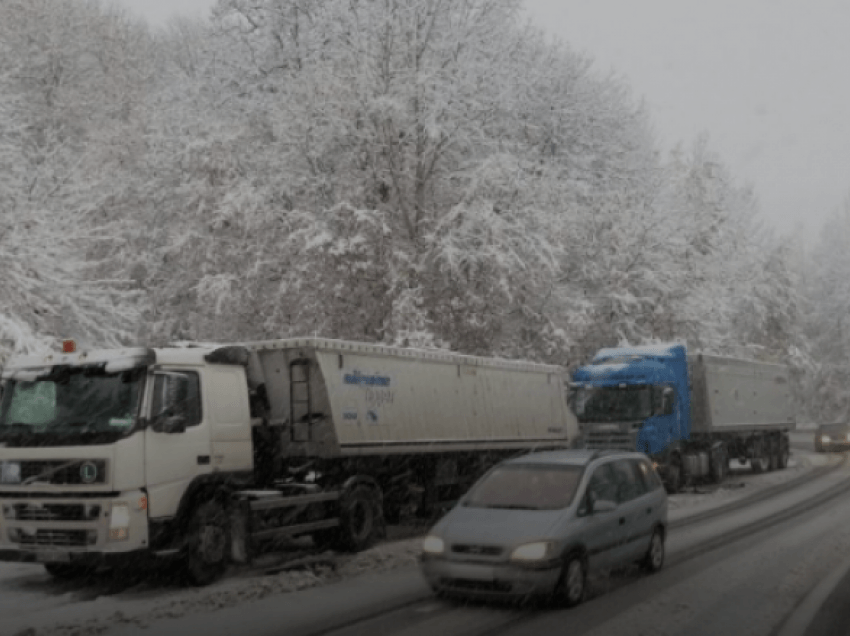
[0,0,148,354]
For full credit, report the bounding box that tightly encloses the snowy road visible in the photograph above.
[3,431,845,636]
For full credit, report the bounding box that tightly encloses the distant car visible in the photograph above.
[419,449,667,607]
[814,423,850,452]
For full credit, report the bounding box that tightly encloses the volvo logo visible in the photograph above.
[79,462,98,484]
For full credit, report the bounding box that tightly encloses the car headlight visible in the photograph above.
[0,461,21,485]
[510,541,556,563]
[109,503,130,541]
[422,535,445,555]
[822,435,831,443]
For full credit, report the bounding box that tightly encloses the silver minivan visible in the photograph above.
[419,449,667,606]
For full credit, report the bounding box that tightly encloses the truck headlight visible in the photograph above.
[0,461,21,484]
[510,541,555,562]
[109,503,130,541]
[822,435,831,443]
[422,535,445,555]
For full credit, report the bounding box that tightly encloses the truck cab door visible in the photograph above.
[144,369,212,518]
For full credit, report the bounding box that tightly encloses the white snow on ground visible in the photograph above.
[0,444,829,636]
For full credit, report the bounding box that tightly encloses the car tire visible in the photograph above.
[556,554,586,608]
[184,499,230,586]
[641,528,665,573]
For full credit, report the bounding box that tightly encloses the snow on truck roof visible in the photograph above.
[237,337,566,373]
[593,342,685,362]
[1,338,565,375]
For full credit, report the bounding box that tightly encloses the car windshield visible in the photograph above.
[463,463,583,510]
[569,385,657,423]
[0,366,144,446]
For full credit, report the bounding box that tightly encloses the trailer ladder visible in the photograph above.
[289,359,313,442]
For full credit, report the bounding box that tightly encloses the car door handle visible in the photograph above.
[619,517,626,525]
[646,507,652,514]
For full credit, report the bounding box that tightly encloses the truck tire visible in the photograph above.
[750,452,769,473]
[768,441,779,472]
[664,458,683,494]
[778,443,790,469]
[709,446,728,483]
[184,499,230,586]
[335,485,382,552]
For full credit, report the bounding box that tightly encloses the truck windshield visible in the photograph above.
[0,366,144,447]
[569,385,656,423]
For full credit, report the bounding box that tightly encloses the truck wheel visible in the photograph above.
[768,444,779,471]
[778,444,790,469]
[709,447,727,483]
[336,485,381,552]
[184,500,230,586]
[750,453,769,473]
[664,459,683,494]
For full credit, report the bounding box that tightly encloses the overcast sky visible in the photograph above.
[115,0,850,242]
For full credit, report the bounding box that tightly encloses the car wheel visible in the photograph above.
[184,499,230,586]
[641,528,665,573]
[557,554,586,608]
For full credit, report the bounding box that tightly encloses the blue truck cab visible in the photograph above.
[570,344,689,457]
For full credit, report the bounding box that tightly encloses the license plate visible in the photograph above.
[34,551,71,563]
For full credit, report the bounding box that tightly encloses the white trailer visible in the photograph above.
[0,338,578,584]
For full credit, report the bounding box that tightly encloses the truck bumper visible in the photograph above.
[0,490,152,564]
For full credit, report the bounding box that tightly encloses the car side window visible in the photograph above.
[586,463,618,504]
[611,459,646,502]
[635,459,663,491]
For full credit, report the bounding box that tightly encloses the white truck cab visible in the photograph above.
[0,343,252,577]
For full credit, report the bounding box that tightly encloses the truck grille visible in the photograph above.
[5,503,100,522]
[19,460,107,485]
[586,432,634,451]
[12,529,96,547]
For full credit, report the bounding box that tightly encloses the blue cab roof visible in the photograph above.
[573,343,685,386]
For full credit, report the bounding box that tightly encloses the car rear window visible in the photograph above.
[463,464,583,510]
